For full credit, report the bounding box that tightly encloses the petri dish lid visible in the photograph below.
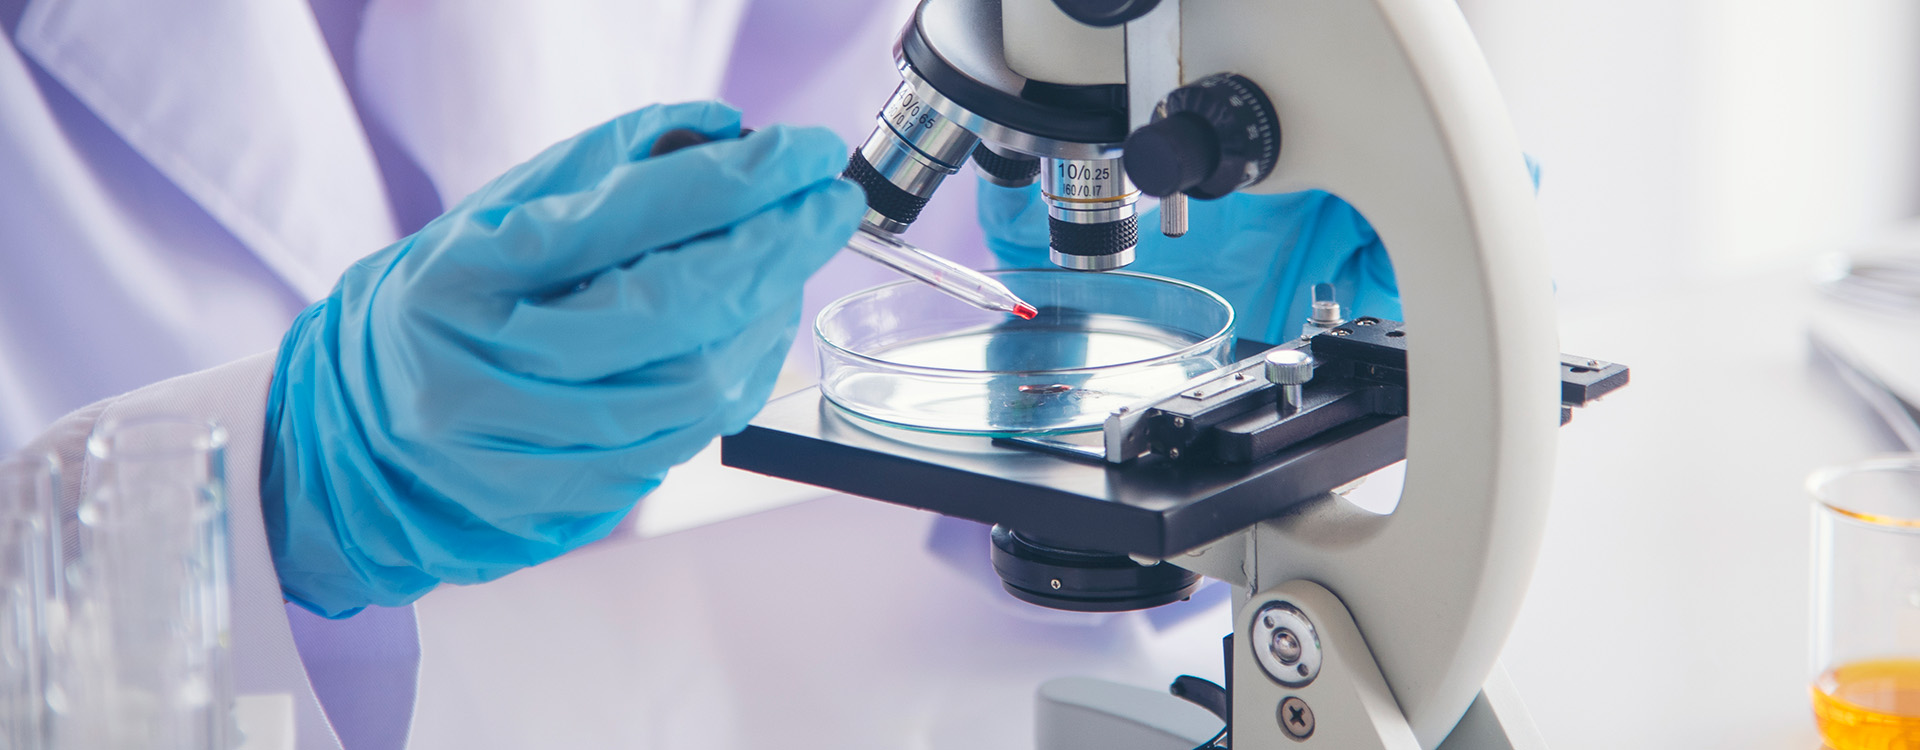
[815,269,1235,436]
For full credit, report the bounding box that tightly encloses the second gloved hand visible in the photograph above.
[978,182,1400,344]
[262,101,865,617]
[978,156,1541,343]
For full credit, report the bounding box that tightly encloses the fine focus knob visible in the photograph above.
[1264,349,1315,386]
[1124,73,1281,200]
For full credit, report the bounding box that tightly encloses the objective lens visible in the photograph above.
[844,82,980,234]
[1042,157,1138,270]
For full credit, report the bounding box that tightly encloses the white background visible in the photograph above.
[1460,0,1920,313]
[1456,3,1920,745]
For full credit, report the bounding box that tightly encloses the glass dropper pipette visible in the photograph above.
[846,229,1038,320]
[639,128,1040,319]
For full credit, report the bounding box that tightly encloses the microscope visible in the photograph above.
[724,0,1629,747]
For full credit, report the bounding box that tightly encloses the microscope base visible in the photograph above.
[1434,667,1547,750]
[1036,677,1221,750]
[1034,674,1543,750]
[1035,578,1547,749]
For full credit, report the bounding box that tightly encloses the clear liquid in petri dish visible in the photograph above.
[826,313,1223,435]
[878,315,1188,369]
[817,269,1236,436]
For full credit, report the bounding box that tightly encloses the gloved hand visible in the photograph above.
[977,184,1400,345]
[262,101,865,618]
[978,156,1543,343]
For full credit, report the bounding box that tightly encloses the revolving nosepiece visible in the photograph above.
[972,143,1041,188]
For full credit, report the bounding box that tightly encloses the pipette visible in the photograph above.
[643,128,1038,319]
[845,229,1039,320]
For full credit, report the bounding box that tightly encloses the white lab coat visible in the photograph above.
[2,0,1231,747]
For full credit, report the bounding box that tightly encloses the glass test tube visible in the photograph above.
[63,417,234,750]
[1809,455,1920,749]
[0,453,59,750]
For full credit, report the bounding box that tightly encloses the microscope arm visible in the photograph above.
[1140,1,1561,747]
[738,0,1566,746]
[997,0,1564,745]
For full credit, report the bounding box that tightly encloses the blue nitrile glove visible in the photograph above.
[978,158,1543,343]
[261,101,865,618]
[978,185,1399,345]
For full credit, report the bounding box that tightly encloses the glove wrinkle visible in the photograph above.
[261,102,863,618]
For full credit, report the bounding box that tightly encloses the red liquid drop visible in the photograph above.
[1013,302,1039,320]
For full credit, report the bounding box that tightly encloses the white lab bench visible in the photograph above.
[1505,262,1881,749]
[409,262,1868,749]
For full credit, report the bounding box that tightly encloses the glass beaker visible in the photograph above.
[63,416,233,750]
[1809,455,1920,749]
[0,452,59,749]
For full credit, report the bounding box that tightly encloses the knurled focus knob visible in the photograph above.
[1122,112,1217,199]
[1123,73,1281,200]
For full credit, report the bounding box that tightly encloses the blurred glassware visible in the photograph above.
[1810,336,1920,452]
[1808,455,1920,749]
[0,452,60,749]
[1811,250,1920,452]
[57,416,234,750]
[1816,251,1920,314]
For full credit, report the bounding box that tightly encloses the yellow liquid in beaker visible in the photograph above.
[1814,659,1920,749]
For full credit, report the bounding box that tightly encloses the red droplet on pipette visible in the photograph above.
[1013,302,1039,320]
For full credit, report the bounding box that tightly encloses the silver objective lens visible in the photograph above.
[845,82,980,234]
[1042,157,1138,271]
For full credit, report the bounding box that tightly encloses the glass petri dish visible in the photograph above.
[816,269,1235,436]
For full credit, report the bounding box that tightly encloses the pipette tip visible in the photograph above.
[1013,302,1039,320]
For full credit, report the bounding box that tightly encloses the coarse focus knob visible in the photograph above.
[1122,112,1217,199]
[1264,349,1315,386]
[1123,73,1281,200]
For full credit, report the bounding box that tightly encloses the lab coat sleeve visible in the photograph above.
[18,351,347,750]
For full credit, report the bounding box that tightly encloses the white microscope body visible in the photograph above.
[816,0,1560,747]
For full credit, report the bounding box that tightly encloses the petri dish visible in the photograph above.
[816,269,1235,435]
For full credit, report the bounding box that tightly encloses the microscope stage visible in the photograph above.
[720,385,1407,558]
